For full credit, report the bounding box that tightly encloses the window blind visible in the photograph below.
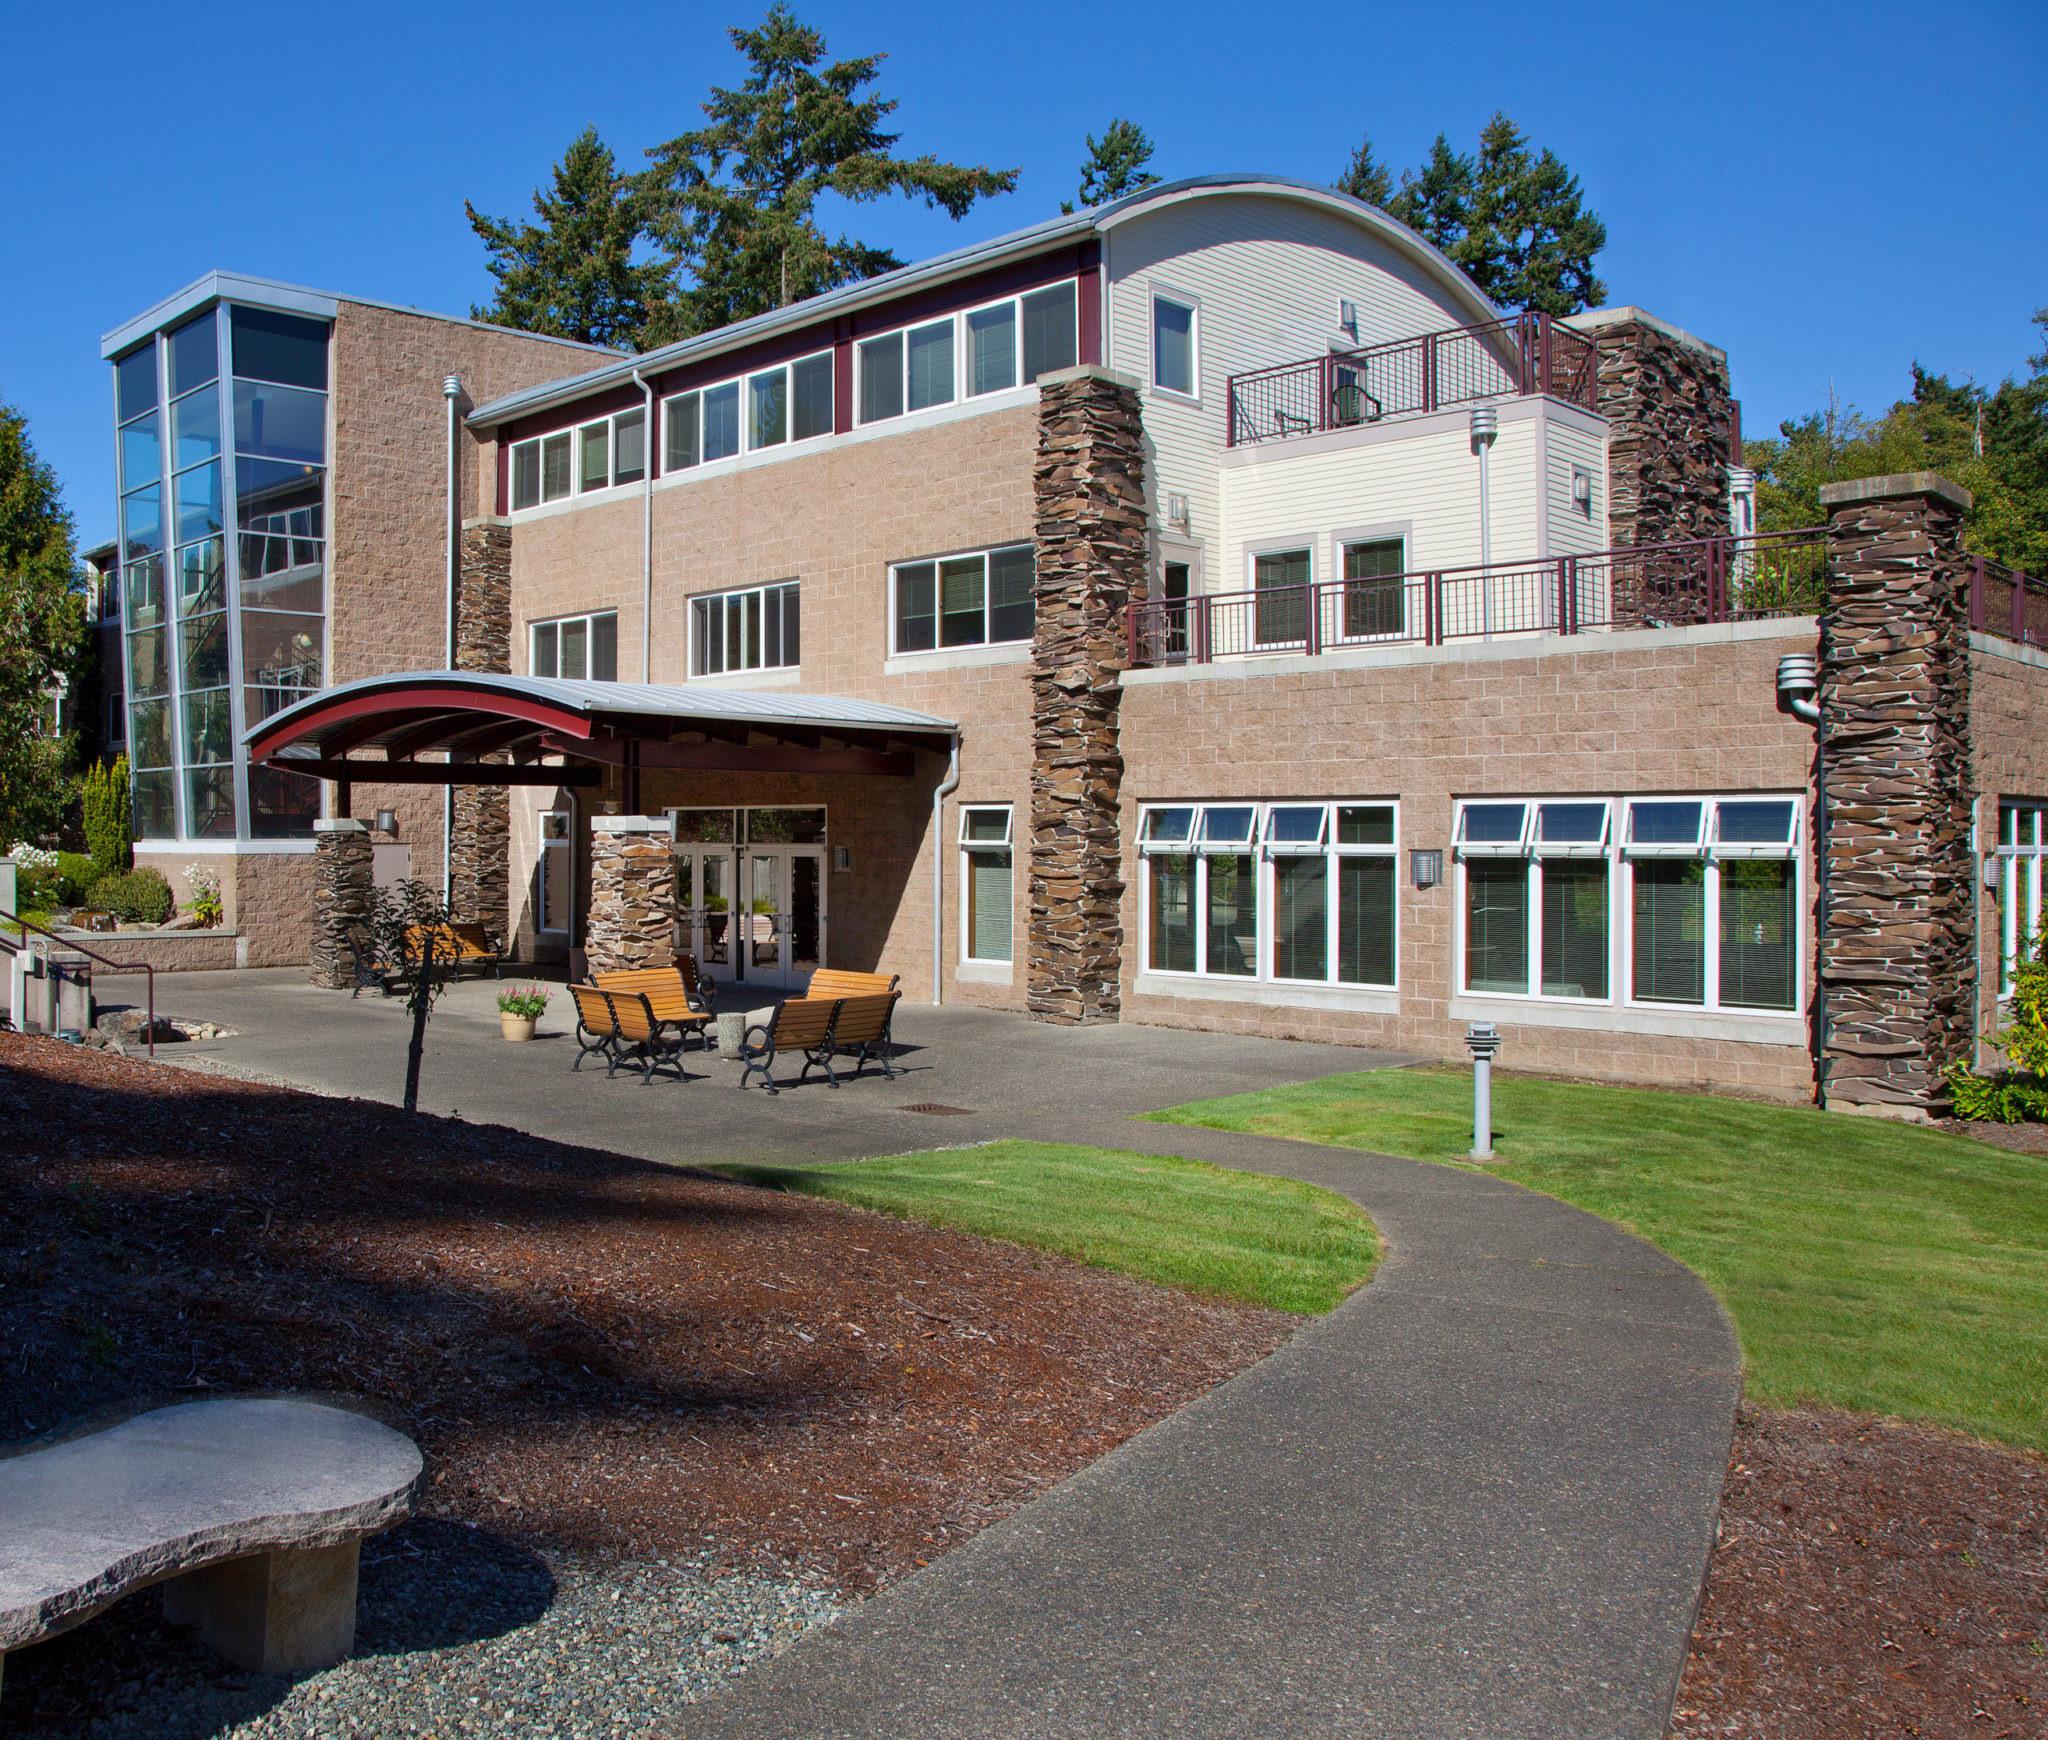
[968,850,1012,962]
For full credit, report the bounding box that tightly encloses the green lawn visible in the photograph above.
[1146,1066,2048,1451]
[717,1141,1378,1315]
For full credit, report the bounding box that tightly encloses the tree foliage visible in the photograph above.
[1062,118,1159,214]
[1336,113,1607,316]
[82,755,131,876]
[1746,309,2048,574]
[468,127,673,350]
[636,4,1017,344]
[0,399,85,846]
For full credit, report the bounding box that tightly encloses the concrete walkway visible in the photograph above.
[130,970,1740,1737]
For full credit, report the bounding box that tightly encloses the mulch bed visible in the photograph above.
[0,1031,1292,1603]
[1673,1408,2048,1738]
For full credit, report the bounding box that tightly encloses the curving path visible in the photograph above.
[691,1116,1741,1739]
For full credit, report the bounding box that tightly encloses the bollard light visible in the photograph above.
[1465,1022,1502,1159]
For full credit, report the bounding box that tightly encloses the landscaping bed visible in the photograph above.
[0,1033,1296,1733]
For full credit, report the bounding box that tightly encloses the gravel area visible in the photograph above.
[4,1518,837,1738]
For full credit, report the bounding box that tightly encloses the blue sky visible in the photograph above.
[4,0,2042,550]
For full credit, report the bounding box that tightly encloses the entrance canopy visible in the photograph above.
[245,671,958,801]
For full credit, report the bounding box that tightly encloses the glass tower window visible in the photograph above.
[114,301,330,843]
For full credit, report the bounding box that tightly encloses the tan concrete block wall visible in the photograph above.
[227,852,320,967]
[1117,625,1825,1095]
[1968,641,2048,1055]
[506,408,1043,1004]
[322,305,609,894]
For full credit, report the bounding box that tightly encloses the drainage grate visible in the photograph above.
[898,1103,976,1116]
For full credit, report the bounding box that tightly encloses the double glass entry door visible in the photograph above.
[674,846,823,989]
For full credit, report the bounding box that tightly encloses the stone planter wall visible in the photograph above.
[584,820,677,975]
[1027,368,1148,1024]
[448,516,513,948]
[309,821,374,989]
[1817,472,1976,1117]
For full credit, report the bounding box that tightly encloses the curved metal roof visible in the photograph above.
[466,174,1500,431]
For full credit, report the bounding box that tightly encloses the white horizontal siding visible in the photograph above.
[1545,413,1609,557]
[1106,195,1485,590]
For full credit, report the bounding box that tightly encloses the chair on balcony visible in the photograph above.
[1331,381,1383,427]
[1274,409,1312,438]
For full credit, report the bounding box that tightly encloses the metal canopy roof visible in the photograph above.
[244,671,957,788]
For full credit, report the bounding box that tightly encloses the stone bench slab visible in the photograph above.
[0,1397,421,1677]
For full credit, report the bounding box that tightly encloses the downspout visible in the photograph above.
[442,374,463,904]
[1778,654,1826,1105]
[931,733,961,1005]
[632,367,655,683]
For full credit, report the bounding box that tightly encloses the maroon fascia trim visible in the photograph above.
[498,240,1104,445]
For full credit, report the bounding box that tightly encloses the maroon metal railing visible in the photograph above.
[1126,529,1831,666]
[1968,554,2048,650]
[1,909,157,1057]
[1225,311,1598,447]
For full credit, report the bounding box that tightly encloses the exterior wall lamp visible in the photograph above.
[373,809,397,834]
[1409,848,1444,890]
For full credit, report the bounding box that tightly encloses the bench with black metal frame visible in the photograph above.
[812,991,901,1084]
[567,984,691,1083]
[736,996,842,1093]
[344,929,396,999]
[593,967,714,1052]
[796,968,901,1048]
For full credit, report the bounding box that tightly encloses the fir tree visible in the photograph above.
[467,127,670,351]
[83,754,131,875]
[1062,119,1160,214]
[1335,134,1393,208]
[0,398,85,846]
[638,5,1018,342]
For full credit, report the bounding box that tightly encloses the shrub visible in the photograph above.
[82,757,132,876]
[183,862,224,927]
[85,867,174,926]
[7,842,59,908]
[1949,921,2048,1122]
[55,852,98,906]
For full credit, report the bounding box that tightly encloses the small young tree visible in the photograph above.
[1335,133,1394,207]
[82,755,131,876]
[368,879,459,1115]
[1062,119,1160,214]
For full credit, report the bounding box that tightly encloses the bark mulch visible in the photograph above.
[1673,1407,2048,1739]
[0,1031,1293,1600]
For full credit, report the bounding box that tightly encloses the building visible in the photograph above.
[100,178,2048,1115]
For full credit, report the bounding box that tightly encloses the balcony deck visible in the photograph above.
[1225,312,1598,448]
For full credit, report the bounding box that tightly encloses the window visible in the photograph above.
[1140,801,1397,989]
[691,582,800,676]
[960,806,1014,963]
[660,360,821,472]
[1454,794,1799,1013]
[1254,548,1311,645]
[1021,283,1078,383]
[511,430,574,509]
[891,544,1033,654]
[1997,802,2047,996]
[1341,538,1406,640]
[860,321,954,424]
[1152,294,1195,395]
[516,407,645,508]
[858,281,1078,426]
[530,610,619,682]
[539,811,570,934]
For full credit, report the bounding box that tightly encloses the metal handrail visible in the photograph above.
[1,908,157,1057]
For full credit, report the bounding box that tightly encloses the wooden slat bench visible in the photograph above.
[813,991,902,1084]
[403,922,502,980]
[569,983,696,1083]
[0,1397,421,1694]
[595,967,714,1038]
[736,997,841,1093]
[797,969,901,1051]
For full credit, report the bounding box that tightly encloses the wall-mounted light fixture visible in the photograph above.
[1166,492,1190,531]
[1338,299,1359,341]
[1571,466,1593,515]
[833,846,853,873]
[1409,848,1444,890]
[374,809,397,834]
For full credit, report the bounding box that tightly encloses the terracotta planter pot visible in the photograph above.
[500,1013,538,1042]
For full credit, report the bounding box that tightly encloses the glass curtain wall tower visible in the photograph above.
[113,300,328,841]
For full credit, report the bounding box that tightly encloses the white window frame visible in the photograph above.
[528,609,619,682]
[857,318,957,425]
[1451,794,1804,1016]
[538,810,570,934]
[661,350,834,472]
[509,429,576,511]
[959,805,1015,965]
[957,279,1082,401]
[689,580,800,677]
[1149,285,1200,401]
[1137,800,1401,991]
[1997,801,2046,998]
[887,542,1036,656]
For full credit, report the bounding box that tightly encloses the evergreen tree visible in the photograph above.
[1335,134,1393,207]
[638,5,1018,342]
[467,127,669,350]
[83,754,131,874]
[1062,119,1160,214]
[1348,114,1607,315]
[0,398,85,847]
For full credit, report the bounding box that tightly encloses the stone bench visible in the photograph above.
[0,1397,422,1695]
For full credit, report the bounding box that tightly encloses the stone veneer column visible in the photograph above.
[1027,367,1148,1024]
[583,818,678,975]
[308,819,373,989]
[448,517,512,948]
[1817,472,1976,1117]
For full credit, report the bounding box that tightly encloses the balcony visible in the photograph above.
[1127,530,1833,666]
[1225,311,1598,448]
